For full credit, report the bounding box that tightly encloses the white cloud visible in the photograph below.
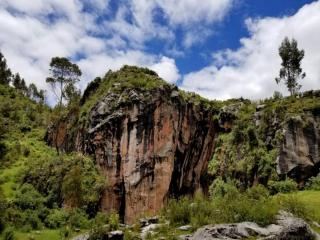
[156,0,233,26]
[105,0,234,48]
[0,0,183,105]
[150,56,180,83]
[181,1,320,100]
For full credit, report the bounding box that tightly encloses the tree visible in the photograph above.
[0,52,12,85]
[46,57,81,107]
[275,37,305,96]
[13,73,28,96]
[62,165,83,208]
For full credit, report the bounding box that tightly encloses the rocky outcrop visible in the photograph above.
[48,76,216,223]
[184,211,319,240]
[277,110,320,184]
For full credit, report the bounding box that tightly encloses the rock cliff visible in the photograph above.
[47,66,217,223]
[277,110,320,184]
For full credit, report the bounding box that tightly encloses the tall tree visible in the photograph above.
[0,52,12,85]
[46,57,82,107]
[275,37,306,96]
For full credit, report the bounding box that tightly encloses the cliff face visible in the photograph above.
[47,67,217,223]
[277,110,320,184]
[82,87,215,223]
[210,93,320,187]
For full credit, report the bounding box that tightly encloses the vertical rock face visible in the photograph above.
[277,110,320,183]
[52,82,216,223]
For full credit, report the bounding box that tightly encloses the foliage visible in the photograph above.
[276,194,311,220]
[163,186,278,228]
[68,208,90,229]
[0,188,7,233]
[0,52,12,85]
[108,212,119,231]
[3,227,15,240]
[268,179,298,195]
[13,184,46,210]
[305,175,320,191]
[209,177,238,198]
[22,153,106,214]
[45,209,69,229]
[46,57,81,107]
[275,37,305,96]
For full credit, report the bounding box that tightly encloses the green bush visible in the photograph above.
[246,184,270,200]
[0,188,7,233]
[23,153,106,215]
[69,208,90,229]
[13,184,46,210]
[268,179,298,195]
[45,209,69,229]
[209,178,239,198]
[22,210,42,230]
[276,194,311,220]
[3,227,15,240]
[108,212,119,231]
[164,184,278,228]
[305,175,320,190]
[164,197,192,226]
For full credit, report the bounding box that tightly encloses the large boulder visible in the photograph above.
[185,212,319,240]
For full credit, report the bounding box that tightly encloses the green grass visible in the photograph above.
[0,161,23,198]
[291,190,320,220]
[14,229,61,240]
[13,228,85,240]
[0,129,57,199]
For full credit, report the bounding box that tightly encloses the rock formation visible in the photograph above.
[184,211,319,240]
[277,110,320,184]
[47,67,217,223]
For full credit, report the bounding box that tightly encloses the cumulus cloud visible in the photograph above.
[0,0,185,104]
[150,56,180,83]
[0,0,236,103]
[105,0,234,48]
[181,1,320,100]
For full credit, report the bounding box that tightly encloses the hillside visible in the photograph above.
[0,66,320,239]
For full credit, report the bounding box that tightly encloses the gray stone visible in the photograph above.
[108,230,124,240]
[186,211,319,240]
[178,225,192,231]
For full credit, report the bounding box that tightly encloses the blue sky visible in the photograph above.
[0,0,320,102]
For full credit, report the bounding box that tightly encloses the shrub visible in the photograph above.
[13,184,46,210]
[268,179,298,195]
[164,197,192,226]
[108,212,119,231]
[246,184,269,200]
[23,153,106,214]
[209,178,239,199]
[276,194,311,220]
[0,189,7,233]
[305,175,320,190]
[69,209,90,229]
[45,209,69,229]
[164,184,278,228]
[3,227,15,240]
[23,210,42,230]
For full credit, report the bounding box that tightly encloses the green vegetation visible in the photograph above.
[268,179,298,194]
[306,175,320,191]
[164,184,278,228]
[208,90,320,191]
[1,48,320,240]
[79,65,169,123]
[46,57,82,108]
[275,37,305,96]
[0,79,106,238]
